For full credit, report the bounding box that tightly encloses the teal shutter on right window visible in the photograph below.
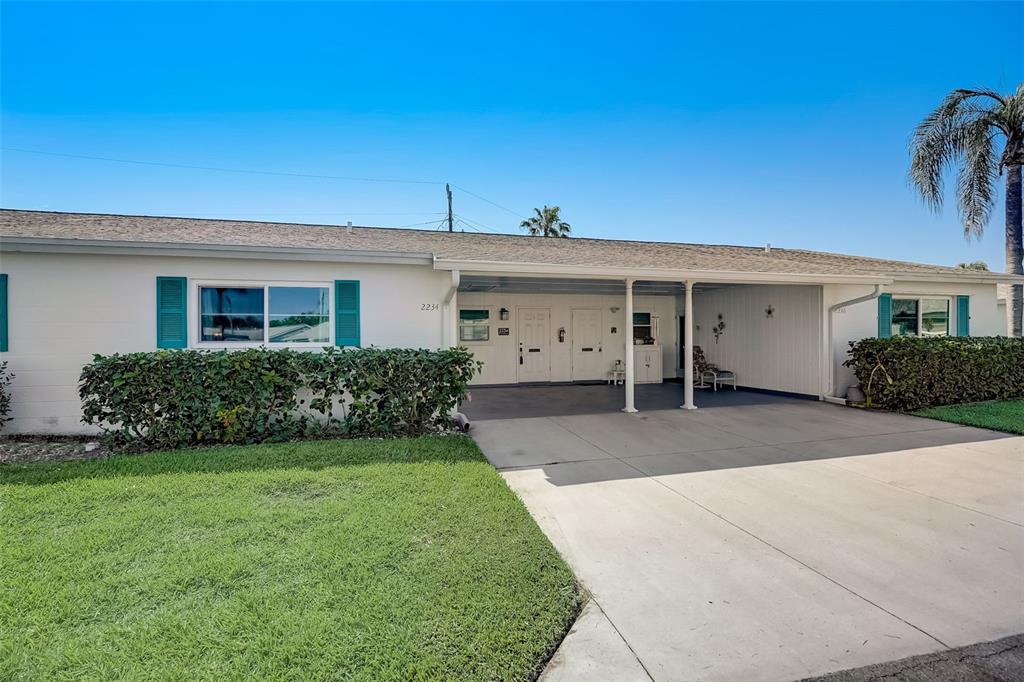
[0,274,8,352]
[877,293,892,338]
[156,277,188,349]
[956,295,970,336]
[334,280,360,347]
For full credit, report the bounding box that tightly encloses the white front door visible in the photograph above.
[517,308,551,382]
[571,308,604,381]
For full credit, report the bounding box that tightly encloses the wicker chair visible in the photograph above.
[692,345,737,391]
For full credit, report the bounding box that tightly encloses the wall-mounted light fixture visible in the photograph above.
[500,308,510,320]
[610,306,620,313]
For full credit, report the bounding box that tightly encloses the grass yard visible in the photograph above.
[0,436,580,681]
[915,400,1024,435]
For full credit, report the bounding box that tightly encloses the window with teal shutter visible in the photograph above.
[0,274,8,352]
[334,280,360,347]
[956,295,970,336]
[156,277,188,348]
[877,293,892,338]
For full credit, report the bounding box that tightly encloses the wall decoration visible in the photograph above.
[765,305,775,319]
[712,314,727,343]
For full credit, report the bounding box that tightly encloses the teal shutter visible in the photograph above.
[156,277,188,348]
[956,295,970,336]
[0,274,8,352]
[334,280,360,347]
[877,293,892,338]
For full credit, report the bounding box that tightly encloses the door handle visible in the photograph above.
[581,347,593,352]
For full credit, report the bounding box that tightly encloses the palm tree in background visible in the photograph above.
[909,85,1023,336]
[957,261,990,271]
[520,205,571,238]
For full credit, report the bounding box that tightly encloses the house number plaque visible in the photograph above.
[498,328,510,335]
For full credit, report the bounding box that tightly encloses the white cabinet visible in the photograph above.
[634,346,663,384]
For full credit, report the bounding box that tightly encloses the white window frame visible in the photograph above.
[457,306,492,344]
[891,295,952,337]
[191,279,334,349]
[632,310,659,346]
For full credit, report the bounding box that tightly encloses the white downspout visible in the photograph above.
[443,270,460,348]
[824,284,883,403]
[623,278,637,413]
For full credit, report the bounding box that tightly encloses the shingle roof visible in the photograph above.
[0,208,1015,282]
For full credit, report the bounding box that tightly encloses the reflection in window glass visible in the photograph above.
[200,287,265,341]
[921,299,949,336]
[268,287,330,343]
[891,298,918,337]
[459,309,490,341]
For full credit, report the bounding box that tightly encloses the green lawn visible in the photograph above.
[0,436,580,681]
[915,400,1024,435]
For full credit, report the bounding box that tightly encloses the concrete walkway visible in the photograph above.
[470,400,1024,682]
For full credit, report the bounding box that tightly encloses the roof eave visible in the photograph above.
[432,257,894,285]
[0,236,435,265]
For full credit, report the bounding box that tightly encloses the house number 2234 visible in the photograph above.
[421,303,440,311]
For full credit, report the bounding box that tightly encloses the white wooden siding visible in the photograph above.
[456,291,677,385]
[689,284,822,396]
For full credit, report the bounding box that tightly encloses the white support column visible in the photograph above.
[623,278,638,413]
[682,280,696,410]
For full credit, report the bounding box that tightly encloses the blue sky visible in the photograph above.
[2,1,1021,269]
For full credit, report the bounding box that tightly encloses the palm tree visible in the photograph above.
[957,261,990,271]
[909,85,1023,336]
[520,205,571,238]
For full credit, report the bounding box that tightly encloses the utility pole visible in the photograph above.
[446,183,454,232]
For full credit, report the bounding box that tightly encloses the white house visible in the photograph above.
[0,209,1018,435]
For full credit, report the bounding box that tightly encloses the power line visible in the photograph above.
[450,183,528,220]
[3,146,532,228]
[1,147,444,186]
[454,213,494,233]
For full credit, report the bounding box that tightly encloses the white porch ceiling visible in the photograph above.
[458,275,736,296]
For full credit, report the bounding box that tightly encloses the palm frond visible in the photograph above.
[956,119,998,239]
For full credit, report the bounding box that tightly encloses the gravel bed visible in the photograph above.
[0,437,108,465]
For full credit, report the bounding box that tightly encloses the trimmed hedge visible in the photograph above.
[0,361,13,430]
[844,336,1024,412]
[79,347,480,450]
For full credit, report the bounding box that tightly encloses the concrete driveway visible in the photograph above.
[470,399,1024,682]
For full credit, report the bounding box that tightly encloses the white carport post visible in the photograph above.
[681,280,696,410]
[623,277,638,413]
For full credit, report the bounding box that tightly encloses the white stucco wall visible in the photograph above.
[455,291,677,385]
[0,251,451,434]
[826,281,1004,397]
[688,284,823,396]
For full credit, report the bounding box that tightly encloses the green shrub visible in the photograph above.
[0,361,13,430]
[80,347,480,450]
[844,336,1024,412]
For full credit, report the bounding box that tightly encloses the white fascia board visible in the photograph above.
[432,257,893,285]
[887,272,1024,285]
[0,237,435,265]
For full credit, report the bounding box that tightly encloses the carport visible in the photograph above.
[438,263,893,415]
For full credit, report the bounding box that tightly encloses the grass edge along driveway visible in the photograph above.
[0,436,580,681]
[914,400,1024,435]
